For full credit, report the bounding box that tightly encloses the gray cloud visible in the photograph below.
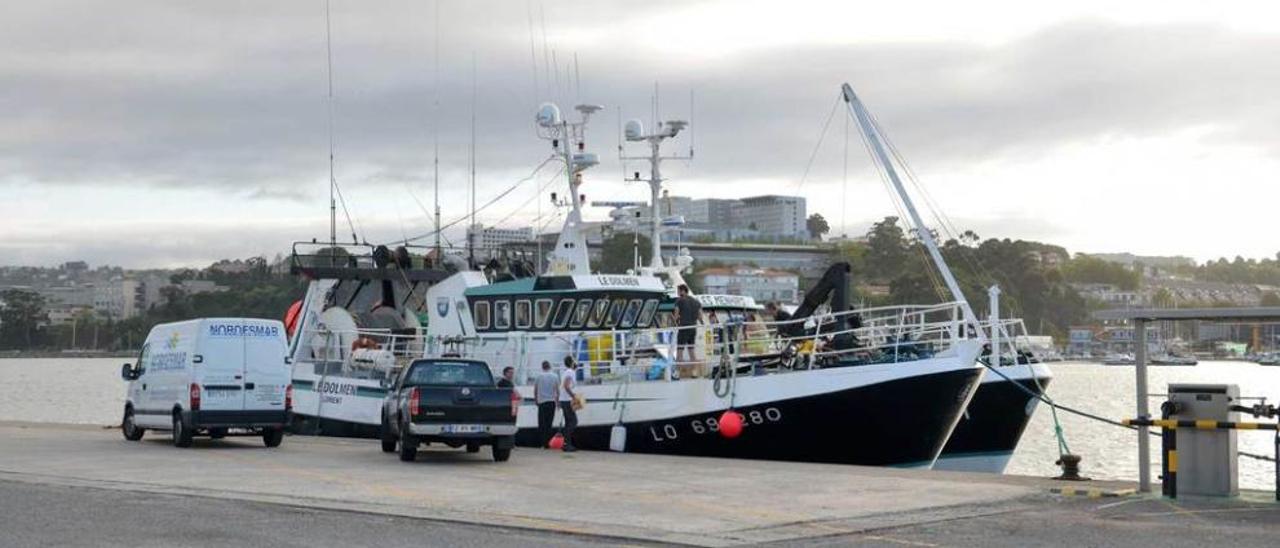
[2,2,1278,266]
[3,3,1278,192]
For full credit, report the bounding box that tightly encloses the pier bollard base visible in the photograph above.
[1054,453,1090,481]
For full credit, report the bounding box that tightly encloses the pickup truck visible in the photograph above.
[380,358,518,462]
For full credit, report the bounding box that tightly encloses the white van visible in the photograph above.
[120,318,292,448]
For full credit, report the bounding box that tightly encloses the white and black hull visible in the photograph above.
[515,343,985,467]
[933,361,1053,473]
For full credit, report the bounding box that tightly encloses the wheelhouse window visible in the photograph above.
[571,299,593,328]
[656,311,675,328]
[637,299,659,328]
[534,299,554,329]
[472,301,491,330]
[552,299,576,329]
[620,299,644,328]
[515,300,532,329]
[588,298,610,328]
[604,298,627,328]
[494,301,511,330]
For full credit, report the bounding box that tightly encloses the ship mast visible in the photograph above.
[536,102,602,274]
[840,83,983,335]
[620,117,689,268]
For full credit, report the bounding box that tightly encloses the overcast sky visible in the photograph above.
[2,0,1278,268]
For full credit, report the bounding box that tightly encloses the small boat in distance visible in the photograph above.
[1102,353,1135,366]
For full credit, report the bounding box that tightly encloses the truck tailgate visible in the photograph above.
[412,386,514,424]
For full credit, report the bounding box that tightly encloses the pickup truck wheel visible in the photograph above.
[492,446,512,462]
[262,427,284,448]
[398,424,418,462]
[172,412,193,448]
[122,407,144,441]
[466,443,480,453]
[380,415,397,453]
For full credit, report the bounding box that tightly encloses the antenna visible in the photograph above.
[525,0,540,104]
[325,0,336,250]
[432,0,442,258]
[469,52,477,265]
[573,52,581,104]
[689,88,695,159]
[620,91,692,269]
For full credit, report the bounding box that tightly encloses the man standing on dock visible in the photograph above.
[559,356,579,452]
[533,361,558,448]
[673,284,702,378]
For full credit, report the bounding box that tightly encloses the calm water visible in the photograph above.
[4,358,1279,489]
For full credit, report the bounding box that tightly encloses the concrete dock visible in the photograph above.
[2,422,1278,547]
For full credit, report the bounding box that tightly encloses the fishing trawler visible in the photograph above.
[285,90,994,467]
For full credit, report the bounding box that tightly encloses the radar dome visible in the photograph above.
[536,103,562,128]
[624,119,644,141]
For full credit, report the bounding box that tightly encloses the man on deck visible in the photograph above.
[673,284,702,378]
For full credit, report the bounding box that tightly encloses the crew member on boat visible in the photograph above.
[673,284,702,378]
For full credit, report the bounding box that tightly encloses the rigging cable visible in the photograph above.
[392,156,558,245]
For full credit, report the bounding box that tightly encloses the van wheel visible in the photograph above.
[466,443,480,453]
[122,407,144,441]
[172,412,193,448]
[380,415,397,453]
[398,423,418,462]
[492,446,512,462]
[262,427,284,448]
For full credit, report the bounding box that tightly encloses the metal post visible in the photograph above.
[988,286,1001,367]
[1136,318,1151,493]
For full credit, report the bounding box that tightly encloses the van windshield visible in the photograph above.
[404,361,494,387]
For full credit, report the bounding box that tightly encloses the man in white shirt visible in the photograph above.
[558,356,579,452]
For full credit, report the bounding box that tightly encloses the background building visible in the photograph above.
[467,225,535,258]
[701,267,801,304]
[732,195,807,239]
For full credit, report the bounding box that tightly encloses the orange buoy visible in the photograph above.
[549,433,565,450]
[719,410,744,439]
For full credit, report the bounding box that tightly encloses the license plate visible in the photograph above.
[441,424,485,434]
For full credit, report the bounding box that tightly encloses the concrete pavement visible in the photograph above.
[1,421,1276,546]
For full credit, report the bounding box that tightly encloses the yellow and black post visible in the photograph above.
[1159,404,1177,498]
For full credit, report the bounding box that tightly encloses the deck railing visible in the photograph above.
[292,301,978,386]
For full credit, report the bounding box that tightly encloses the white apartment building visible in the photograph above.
[731,195,807,238]
[467,225,535,254]
[701,267,801,304]
[93,279,141,320]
